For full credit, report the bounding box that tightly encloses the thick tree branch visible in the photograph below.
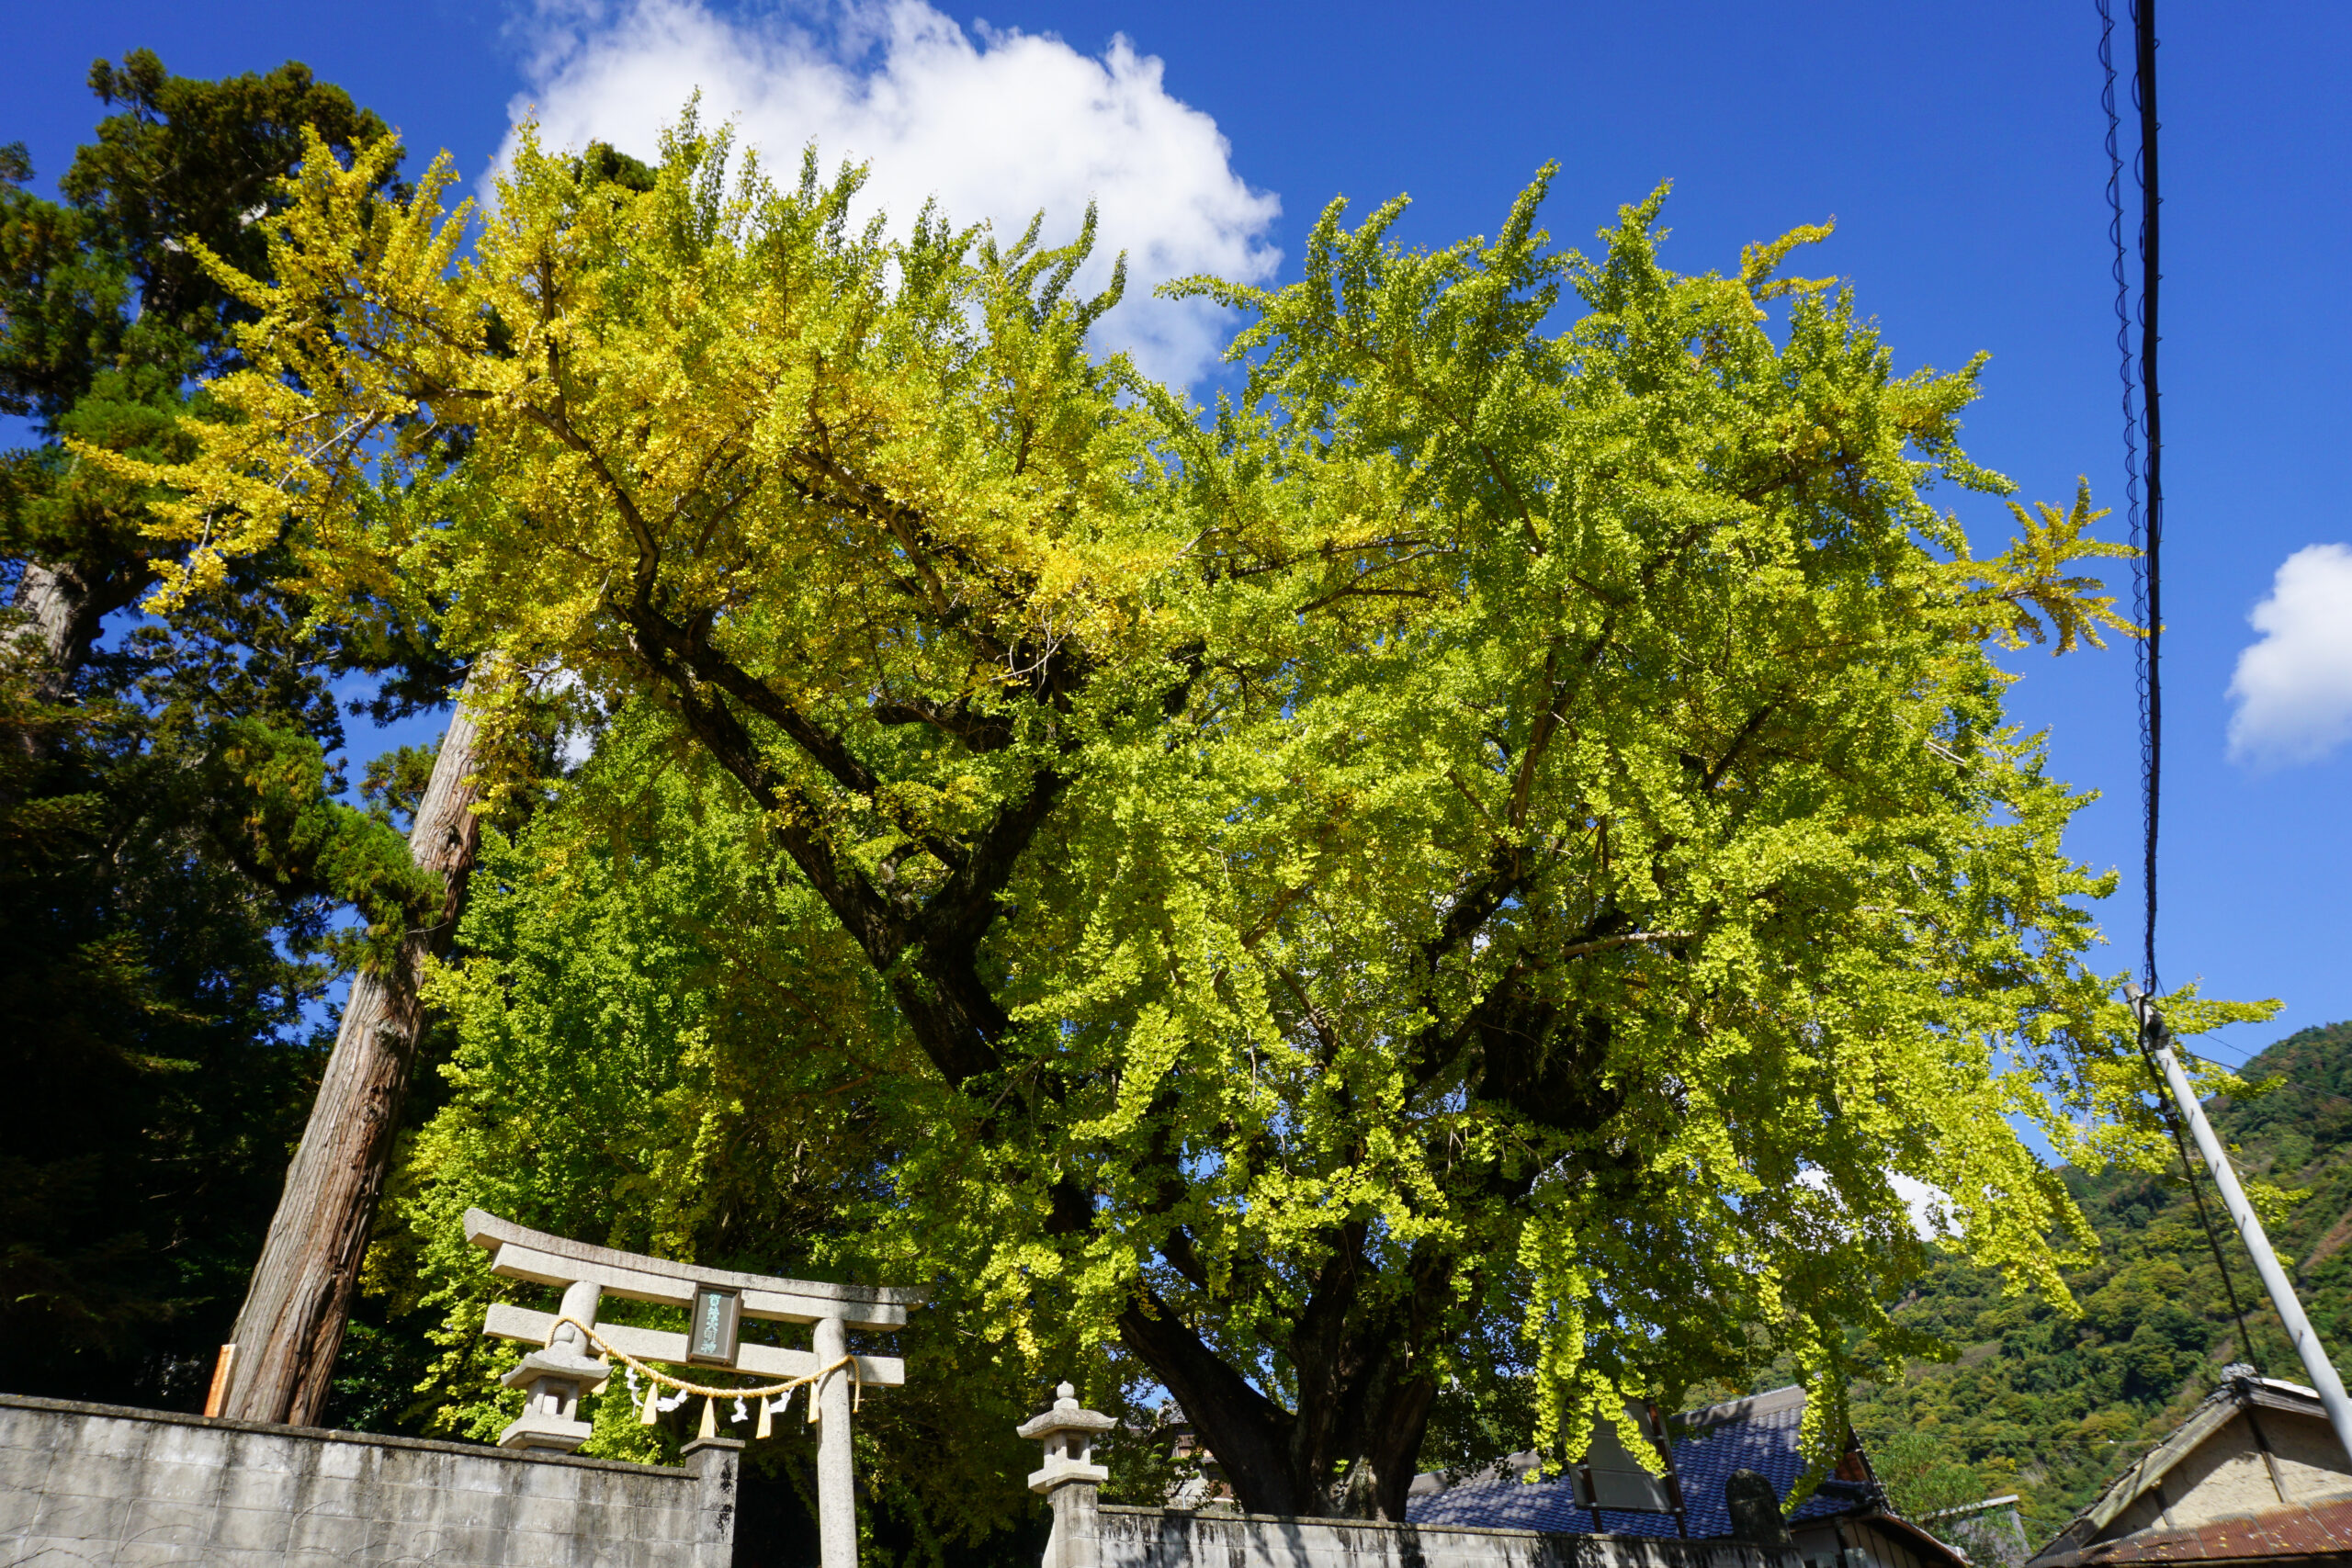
[871,695,1015,752]
[1116,1290,1306,1517]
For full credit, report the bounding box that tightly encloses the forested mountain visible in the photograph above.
[1849,1020,2352,1547]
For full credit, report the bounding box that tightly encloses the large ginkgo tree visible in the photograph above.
[104,116,2263,1519]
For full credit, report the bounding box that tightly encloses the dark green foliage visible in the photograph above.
[360,740,441,831]
[1871,1429,1990,1523]
[1848,1021,2352,1546]
[61,50,392,390]
[0,644,353,1398]
[2,49,402,656]
[0,594,446,1400]
[0,55,442,1405]
[571,141,659,195]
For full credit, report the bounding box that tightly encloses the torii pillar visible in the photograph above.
[813,1313,856,1568]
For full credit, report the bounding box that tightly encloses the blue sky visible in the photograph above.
[12,0,2351,1066]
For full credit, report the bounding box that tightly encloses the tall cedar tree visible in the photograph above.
[114,120,2272,1517]
[0,54,447,1404]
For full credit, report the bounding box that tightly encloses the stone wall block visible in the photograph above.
[572,1511,634,1561]
[73,1414,152,1463]
[627,1495,697,1532]
[506,1488,591,1538]
[316,1436,375,1478]
[225,1427,305,1473]
[150,1462,231,1511]
[290,1468,383,1521]
[378,1475,476,1531]
[0,1472,43,1536]
[587,1523,669,1568]
[529,1460,594,1503]
[601,1518,683,1565]
[143,1418,218,1472]
[1091,1506,1799,1568]
[222,1452,311,1512]
[212,1498,299,1553]
[283,1503,383,1562]
[51,1440,156,1501]
[0,1394,718,1567]
[0,1436,55,1495]
[27,1485,138,1543]
[69,1527,206,1568]
[456,1520,528,1562]
[575,1495,648,1535]
[605,1505,671,1558]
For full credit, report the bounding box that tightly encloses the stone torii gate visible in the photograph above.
[467,1209,922,1568]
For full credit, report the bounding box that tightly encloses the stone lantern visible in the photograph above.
[499,1279,609,1450]
[1019,1382,1116,1568]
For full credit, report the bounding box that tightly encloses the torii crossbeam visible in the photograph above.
[467,1209,922,1568]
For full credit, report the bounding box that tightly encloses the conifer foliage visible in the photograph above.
[0,55,444,1404]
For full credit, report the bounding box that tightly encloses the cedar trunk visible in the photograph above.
[9,558,149,738]
[220,683,487,1425]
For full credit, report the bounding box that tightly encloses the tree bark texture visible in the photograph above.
[8,558,150,729]
[220,680,487,1425]
[1113,1252,1444,1520]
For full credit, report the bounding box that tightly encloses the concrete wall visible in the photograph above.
[0,1393,739,1568]
[1091,1502,1800,1568]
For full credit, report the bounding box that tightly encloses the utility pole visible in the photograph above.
[2128,987,2352,1462]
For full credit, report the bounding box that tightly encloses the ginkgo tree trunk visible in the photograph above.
[220,679,486,1425]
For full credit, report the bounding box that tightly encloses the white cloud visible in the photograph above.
[2226,543,2352,769]
[1795,1167,1951,1241]
[498,0,1280,387]
[1886,1171,1953,1241]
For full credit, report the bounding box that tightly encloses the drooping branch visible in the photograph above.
[616,597,1053,1088]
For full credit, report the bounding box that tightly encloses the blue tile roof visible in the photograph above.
[1407,1386,1871,1540]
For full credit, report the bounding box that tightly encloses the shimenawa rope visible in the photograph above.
[546,1314,862,1439]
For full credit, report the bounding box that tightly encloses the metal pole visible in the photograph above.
[2129,988,2352,1461]
[813,1314,858,1568]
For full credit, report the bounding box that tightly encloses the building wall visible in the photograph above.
[2109,1408,2352,1537]
[1923,1504,2029,1568]
[0,1393,739,1568]
[1093,1503,1801,1568]
[1789,1516,1959,1568]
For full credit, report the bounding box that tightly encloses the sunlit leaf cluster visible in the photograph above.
[96,115,2268,1516]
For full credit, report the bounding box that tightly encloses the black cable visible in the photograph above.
[2098,2,2154,987]
[2134,0,2164,997]
[2104,6,2267,1377]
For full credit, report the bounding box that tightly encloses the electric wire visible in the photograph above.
[2134,0,2165,998]
[2139,1013,2267,1374]
[2101,0,2267,1376]
[2097,7,2148,929]
[2097,0,2156,992]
